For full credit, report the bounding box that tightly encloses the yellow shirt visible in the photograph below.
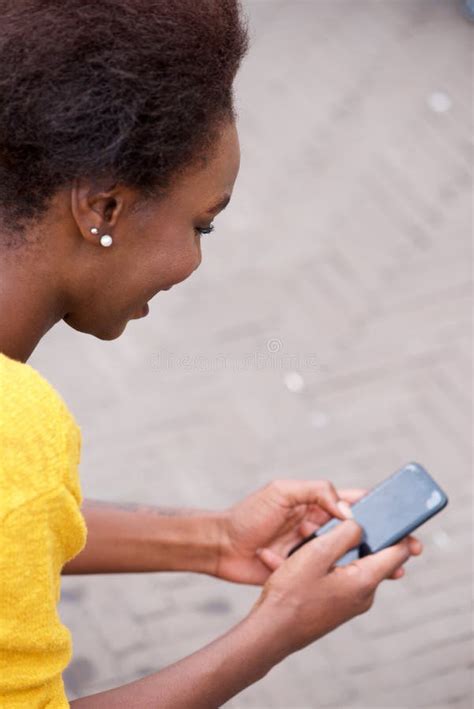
[0,352,86,708]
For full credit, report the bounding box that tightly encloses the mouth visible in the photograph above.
[130,285,174,320]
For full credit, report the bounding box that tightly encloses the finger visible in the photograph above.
[256,547,284,572]
[302,489,367,528]
[388,566,405,580]
[300,521,423,560]
[306,519,363,571]
[269,479,347,522]
[299,520,319,537]
[355,538,411,584]
[299,490,369,536]
[336,501,354,519]
[299,505,332,528]
[407,535,423,555]
[337,488,368,504]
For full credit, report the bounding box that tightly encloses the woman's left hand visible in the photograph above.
[216,480,423,585]
[216,479,356,585]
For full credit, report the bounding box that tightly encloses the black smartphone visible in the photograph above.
[288,462,448,565]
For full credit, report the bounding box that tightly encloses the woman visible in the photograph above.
[0,1,422,706]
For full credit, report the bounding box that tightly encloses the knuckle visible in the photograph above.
[309,533,329,557]
[267,479,293,499]
[317,479,334,496]
[342,519,363,543]
[269,479,286,493]
[394,542,410,564]
[360,593,375,613]
[339,566,375,614]
[354,567,377,595]
[267,479,281,491]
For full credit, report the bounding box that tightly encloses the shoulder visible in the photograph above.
[0,353,82,516]
[0,352,77,432]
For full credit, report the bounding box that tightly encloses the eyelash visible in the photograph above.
[195,223,215,236]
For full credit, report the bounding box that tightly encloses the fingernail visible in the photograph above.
[337,500,353,519]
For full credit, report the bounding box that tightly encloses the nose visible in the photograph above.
[194,239,202,271]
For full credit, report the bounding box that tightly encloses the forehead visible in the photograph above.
[171,122,241,208]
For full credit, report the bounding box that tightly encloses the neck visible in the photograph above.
[0,244,65,362]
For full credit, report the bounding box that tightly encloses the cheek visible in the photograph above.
[140,237,201,292]
[161,238,202,285]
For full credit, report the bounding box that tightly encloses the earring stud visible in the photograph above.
[90,227,99,235]
[100,234,113,248]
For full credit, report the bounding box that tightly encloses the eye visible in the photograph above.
[195,223,215,236]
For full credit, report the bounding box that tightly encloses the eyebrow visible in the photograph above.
[206,194,231,214]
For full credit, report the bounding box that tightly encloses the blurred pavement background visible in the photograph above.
[31,1,473,707]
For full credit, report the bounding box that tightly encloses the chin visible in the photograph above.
[63,312,128,341]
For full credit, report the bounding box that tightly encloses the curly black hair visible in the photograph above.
[0,0,248,239]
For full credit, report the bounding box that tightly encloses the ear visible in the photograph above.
[70,179,127,246]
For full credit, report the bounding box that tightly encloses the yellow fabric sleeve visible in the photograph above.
[0,353,87,708]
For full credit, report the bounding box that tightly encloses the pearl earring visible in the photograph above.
[89,227,112,247]
[100,234,113,248]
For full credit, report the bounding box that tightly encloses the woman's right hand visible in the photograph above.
[252,520,416,656]
[71,520,420,708]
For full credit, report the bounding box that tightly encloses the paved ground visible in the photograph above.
[30,1,473,707]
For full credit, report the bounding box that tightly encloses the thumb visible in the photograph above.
[299,520,319,537]
[308,519,363,571]
[256,547,285,572]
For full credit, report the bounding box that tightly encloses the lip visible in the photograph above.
[131,285,173,320]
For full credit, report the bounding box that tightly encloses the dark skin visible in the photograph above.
[0,122,240,359]
[0,120,422,706]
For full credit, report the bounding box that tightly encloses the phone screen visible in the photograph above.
[306,462,448,565]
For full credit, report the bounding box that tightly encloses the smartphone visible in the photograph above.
[288,462,448,565]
